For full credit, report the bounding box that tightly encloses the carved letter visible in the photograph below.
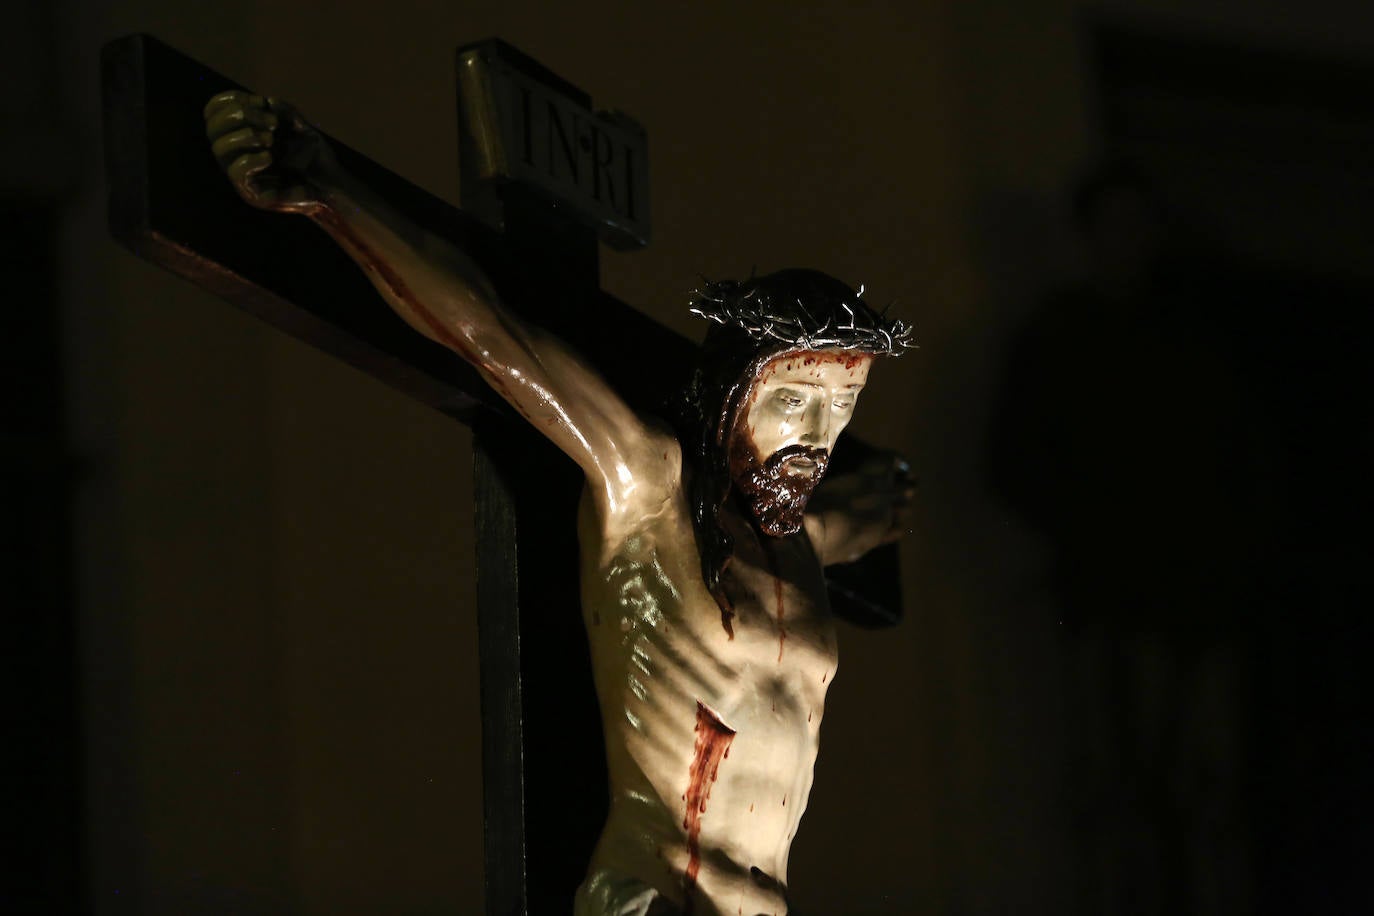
[546,101,579,183]
[517,84,535,167]
[591,125,618,210]
[623,143,638,221]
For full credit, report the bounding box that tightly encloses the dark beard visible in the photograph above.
[731,444,830,537]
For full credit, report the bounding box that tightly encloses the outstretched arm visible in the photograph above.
[804,452,915,565]
[204,92,677,528]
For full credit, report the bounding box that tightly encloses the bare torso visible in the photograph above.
[578,481,837,915]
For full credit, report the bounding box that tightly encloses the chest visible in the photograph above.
[714,515,838,678]
[578,493,838,700]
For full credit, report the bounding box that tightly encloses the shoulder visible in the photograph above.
[634,413,683,479]
[583,413,687,547]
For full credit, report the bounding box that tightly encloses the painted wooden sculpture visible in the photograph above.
[206,91,914,916]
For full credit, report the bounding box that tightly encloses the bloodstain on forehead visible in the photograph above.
[770,350,873,374]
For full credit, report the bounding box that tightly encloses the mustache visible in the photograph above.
[766,444,830,468]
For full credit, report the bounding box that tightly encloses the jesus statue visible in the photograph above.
[206,90,915,916]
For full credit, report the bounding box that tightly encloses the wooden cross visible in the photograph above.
[102,34,901,914]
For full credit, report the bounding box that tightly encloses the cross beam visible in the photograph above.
[102,34,900,914]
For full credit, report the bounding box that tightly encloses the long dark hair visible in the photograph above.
[667,269,913,610]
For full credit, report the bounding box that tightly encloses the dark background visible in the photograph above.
[7,1,1373,913]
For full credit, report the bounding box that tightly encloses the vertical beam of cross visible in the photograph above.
[455,44,615,908]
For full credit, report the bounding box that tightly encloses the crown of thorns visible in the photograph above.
[688,279,915,355]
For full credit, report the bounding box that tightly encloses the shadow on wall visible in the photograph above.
[985,159,1374,916]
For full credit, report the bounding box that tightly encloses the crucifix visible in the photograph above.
[103,34,908,915]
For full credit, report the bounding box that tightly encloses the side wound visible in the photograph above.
[683,701,736,911]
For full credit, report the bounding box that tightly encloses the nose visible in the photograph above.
[799,398,830,447]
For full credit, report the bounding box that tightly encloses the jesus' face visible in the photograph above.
[729,351,874,536]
